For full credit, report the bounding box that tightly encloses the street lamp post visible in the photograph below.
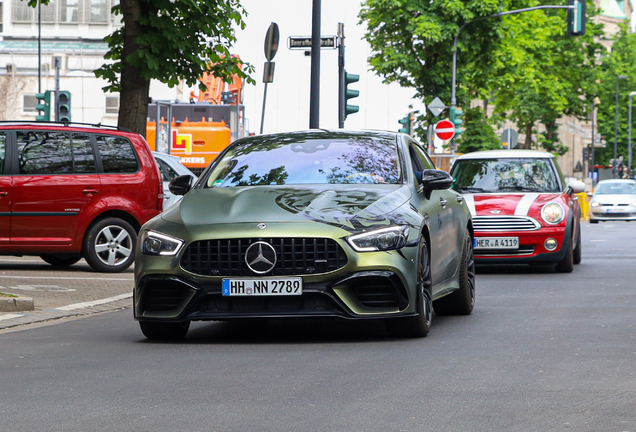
[614,75,627,179]
[629,91,636,179]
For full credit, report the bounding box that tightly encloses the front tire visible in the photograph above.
[573,223,582,265]
[386,236,432,338]
[40,254,82,267]
[83,217,137,273]
[140,321,190,341]
[555,237,574,273]
[434,229,476,315]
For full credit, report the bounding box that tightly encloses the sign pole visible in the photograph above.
[309,0,321,129]
[338,23,345,128]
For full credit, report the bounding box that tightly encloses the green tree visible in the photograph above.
[595,25,636,174]
[457,107,501,153]
[359,0,519,140]
[26,0,254,136]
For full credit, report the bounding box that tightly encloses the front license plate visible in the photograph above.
[475,237,519,250]
[605,207,624,213]
[222,278,303,296]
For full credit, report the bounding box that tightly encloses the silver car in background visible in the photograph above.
[153,152,198,211]
[588,179,636,223]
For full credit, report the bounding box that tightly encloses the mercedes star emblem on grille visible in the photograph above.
[257,223,267,230]
[245,241,277,274]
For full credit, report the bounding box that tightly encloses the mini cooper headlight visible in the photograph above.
[590,201,600,207]
[541,203,565,224]
[141,231,184,256]
[347,226,410,252]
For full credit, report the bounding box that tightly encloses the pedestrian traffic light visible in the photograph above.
[345,71,359,118]
[567,0,586,36]
[35,90,52,121]
[398,114,411,134]
[56,90,71,122]
[449,106,463,136]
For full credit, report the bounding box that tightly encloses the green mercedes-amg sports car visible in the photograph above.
[134,130,475,340]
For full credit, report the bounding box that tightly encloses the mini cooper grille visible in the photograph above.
[473,216,540,231]
[181,238,348,277]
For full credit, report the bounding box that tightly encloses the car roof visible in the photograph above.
[455,150,555,160]
[596,179,636,184]
[236,129,400,144]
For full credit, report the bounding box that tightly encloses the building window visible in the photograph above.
[12,0,33,22]
[41,0,57,22]
[23,94,37,113]
[105,95,119,114]
[89,0,107,23]
[60,0,81,23]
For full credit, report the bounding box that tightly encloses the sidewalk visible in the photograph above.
[0,256,135,331]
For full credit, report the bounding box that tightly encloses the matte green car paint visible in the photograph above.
[134,131,472,323]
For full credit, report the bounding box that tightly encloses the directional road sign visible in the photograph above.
[428,97,446,117]
[435,119,455,140]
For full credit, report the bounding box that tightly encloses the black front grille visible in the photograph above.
[141,280,193,312]
[354,282,399,308]
[203,292,338,315]
[181,238,348,277]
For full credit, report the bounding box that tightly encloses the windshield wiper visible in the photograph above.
[499,186,544,192]
[456,186,493,193]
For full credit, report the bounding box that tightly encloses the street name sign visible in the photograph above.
[435,119,455,140]
[288,36,337,50]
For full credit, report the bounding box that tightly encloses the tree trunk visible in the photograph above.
[524,123,533,149]
[118,0,150,137]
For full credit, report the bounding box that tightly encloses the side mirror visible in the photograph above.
[420,169,454,191]
[169,175,193,196]
[567,179,586,194]
[586,191,593,198]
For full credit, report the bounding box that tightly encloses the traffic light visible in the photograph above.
[567,0,586,36]
[398,114,411,134]
[56,90,71,122]
[345,71,359,118]
[449,106,463,136]
[35,90,52,121]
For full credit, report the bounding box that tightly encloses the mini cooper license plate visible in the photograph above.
[475,237,519,250]
[222,278,303,296]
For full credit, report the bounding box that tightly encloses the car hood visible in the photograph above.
[464,193,563,217]
[161,184,412,232]
[592,193,636,205]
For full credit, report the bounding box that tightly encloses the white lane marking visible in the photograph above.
[54,292,132,311]
[463,194,477,216]
[0,275,132,281]
[0,313,25,321]
[514,193,540,216]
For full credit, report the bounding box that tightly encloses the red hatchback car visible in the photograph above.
[450,150,585,272]
[0,122,163,272]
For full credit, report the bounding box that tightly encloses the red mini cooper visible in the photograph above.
[450,150,585,272]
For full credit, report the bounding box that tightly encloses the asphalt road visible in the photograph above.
[1,221,635,432]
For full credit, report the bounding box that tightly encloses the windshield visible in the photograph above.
[204,136,401,187]
[451,158,560,193]
[595,182,636,195]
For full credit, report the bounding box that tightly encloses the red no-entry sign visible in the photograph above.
[435,119,455,140]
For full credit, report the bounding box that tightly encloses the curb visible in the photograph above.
[0,293,35,312]
[0,293,132,331]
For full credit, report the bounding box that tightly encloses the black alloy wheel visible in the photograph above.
[386,235,433,338]
[434,228,476,315]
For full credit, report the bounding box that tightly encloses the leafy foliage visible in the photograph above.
[595,25,636,171]
[457,107,501,153]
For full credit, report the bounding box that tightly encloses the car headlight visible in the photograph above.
[541,203,565,224]
[590,201,600,207]
[631,201,636,207]
[347,226,410,252]
[141,231,184,256]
